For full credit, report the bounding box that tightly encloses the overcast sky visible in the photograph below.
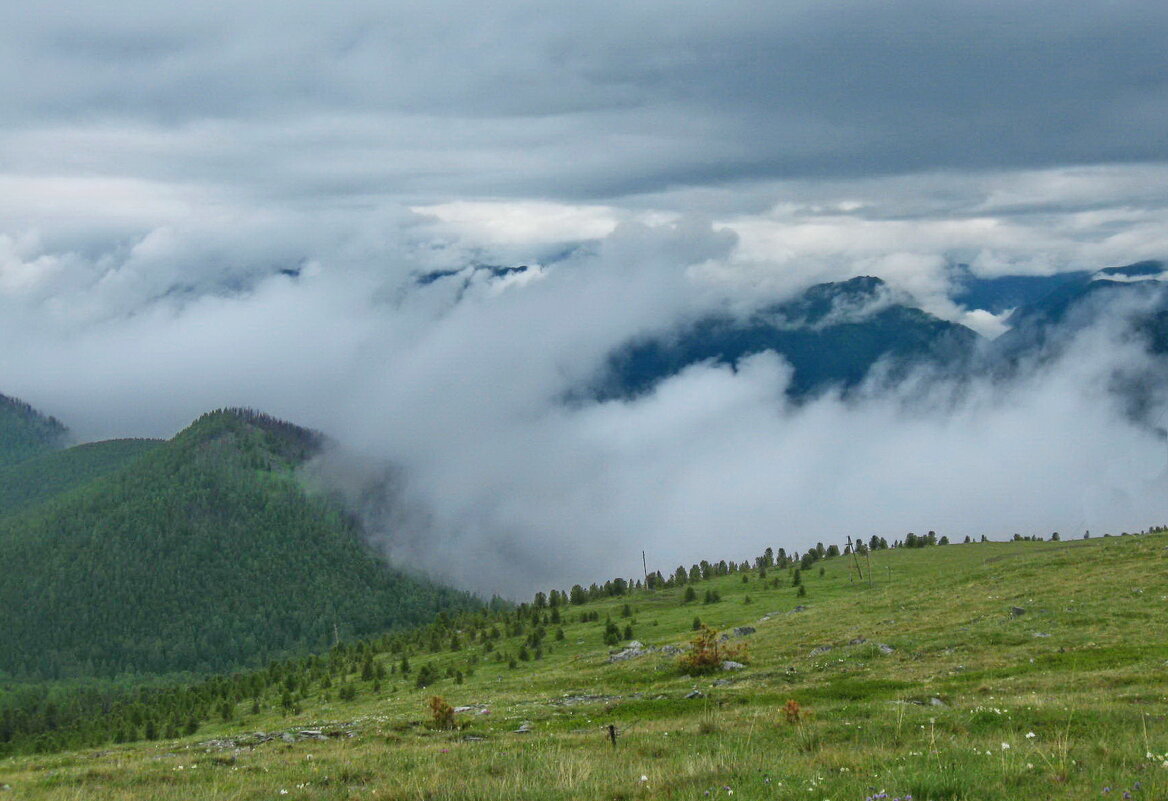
[2,1,1167,594]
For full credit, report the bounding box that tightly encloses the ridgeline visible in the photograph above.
[0,408,479,680]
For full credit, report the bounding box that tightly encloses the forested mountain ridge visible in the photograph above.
[596,276,979,401]
[0,438,162,520]
[0,408,480,681]
[0,393,68,469]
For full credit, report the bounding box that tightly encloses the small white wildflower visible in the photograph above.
[639,775,648,782]
[1025,731,1036,739]
[1001,742,1011,750]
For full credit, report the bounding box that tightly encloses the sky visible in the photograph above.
[1,1,1167,595]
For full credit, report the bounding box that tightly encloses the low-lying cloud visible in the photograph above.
[2,175,1168,598]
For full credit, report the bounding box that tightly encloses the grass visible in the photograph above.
[3,531,1168,799]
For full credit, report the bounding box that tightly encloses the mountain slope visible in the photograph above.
[0,438,162,520]
[4,530,1168,800]
[0,393,67,468]
[0,408,479,680]
[596,276,979,400]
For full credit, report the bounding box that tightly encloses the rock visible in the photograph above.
[1011,606,1026,617]
[280,733,296,743]
[877,643,895,654]
[848,637,867,646]
[685,689,704,699]
[733,626,756,637]
[461,735,486,742]
[515,722,533,733]
[929,697,947,707]
[660,645,683,655]
[719,633,731,641]
[1032,632,1051,638]
[552,695,618,706]
[809,645,833,656]
[791,605,807,613]
[609,643,651,662]
[721,660,745,670]
[625,641,645,650]
[712,679,734,686]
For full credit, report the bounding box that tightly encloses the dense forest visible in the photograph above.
[0,438,161,519]
[0,393,68,468]
[0,408,479,680]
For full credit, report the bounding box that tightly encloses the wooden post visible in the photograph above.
[642,550,649,589]
[607,723,618,748]
[847,536,864,581]
[865,546,874,588]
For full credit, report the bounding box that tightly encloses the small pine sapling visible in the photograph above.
[678,625,747,675]
[428,695,455,730]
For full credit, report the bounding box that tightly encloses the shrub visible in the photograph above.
[783,699,802,723]
[678,625,746,675]
[428,695,455,730]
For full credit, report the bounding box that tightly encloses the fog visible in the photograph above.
[3,0,1167,596]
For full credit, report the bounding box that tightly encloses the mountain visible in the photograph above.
[0,393,68,469]
[992,267,1168,359]
[595,276,979,401]
[0,438,162,520]
[0,408,479,680]
[947,260,1166,316]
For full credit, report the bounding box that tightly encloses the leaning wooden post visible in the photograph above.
[847,536,864,582]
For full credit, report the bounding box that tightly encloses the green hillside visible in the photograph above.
[0,408,479,680]
[0,438,162,520]
[3,530,1167,800]
[0,393,67,468]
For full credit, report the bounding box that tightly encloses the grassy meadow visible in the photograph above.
[3,531,1168,800]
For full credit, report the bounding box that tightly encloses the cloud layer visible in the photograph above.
[1,1,1166,595]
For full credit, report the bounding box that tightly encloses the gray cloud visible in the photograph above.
[2,1,1166,203]
[1,1,1166,597]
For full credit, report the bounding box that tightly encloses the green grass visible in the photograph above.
[3,531,1168,799]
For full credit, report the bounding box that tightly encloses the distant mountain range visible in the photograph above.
[588,261,1167,404]
[0,406,478,680]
